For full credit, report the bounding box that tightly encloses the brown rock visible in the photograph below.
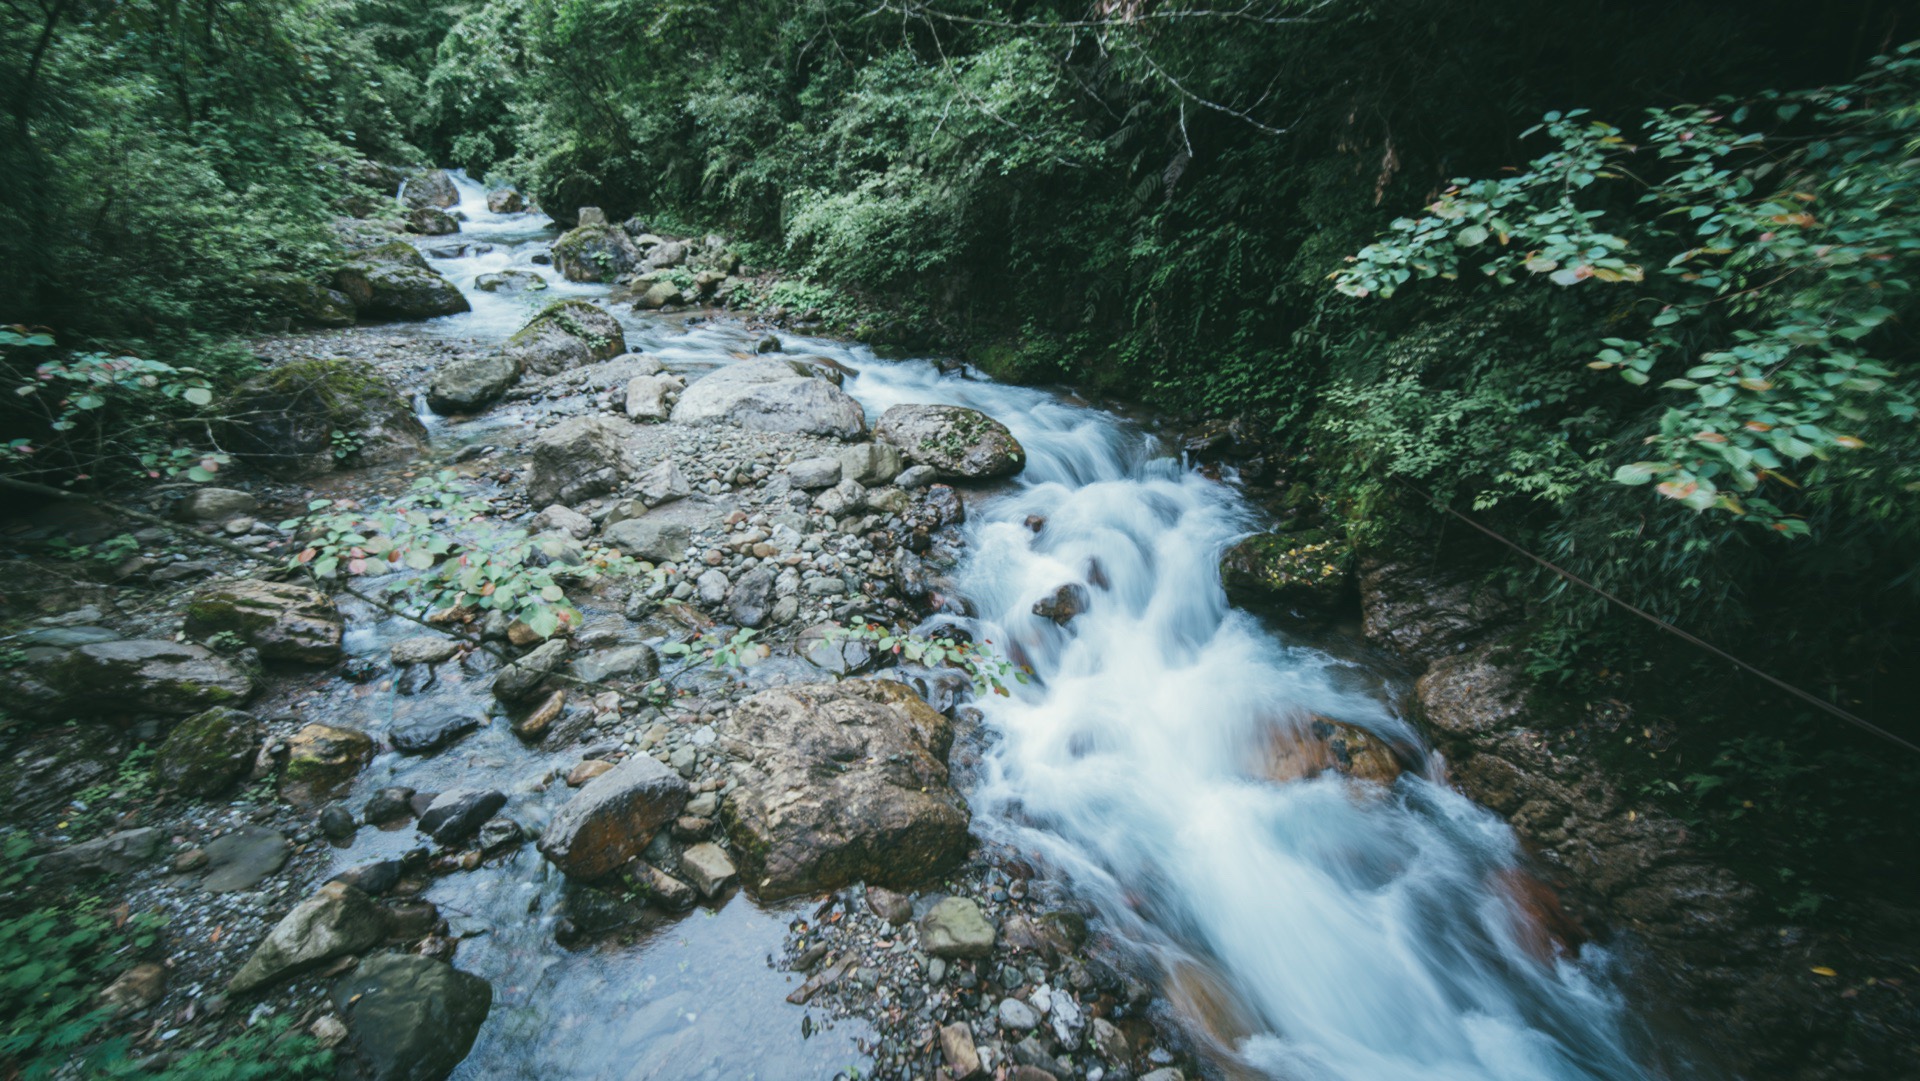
[939,1021,982,1079]
[99,963,167,1014]
[283,723,374,804]
[538,753,690,880]
[184,579,343,664]
[515,690,566,740]
[566,759,614,787]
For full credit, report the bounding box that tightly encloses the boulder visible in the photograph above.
[406,207,460,235]
[503,300,626,375]
[332,262,469,320]
[786,457,842,490]
[200,826,292,892]
[678,842,737,898]
[550,224,639,283]
[473,269,545,293]
[538,752,690,880]
[600,499,715,563]
[226,358,427,474]
[400,168,459,209]
[284,723,375,802]
[921,897,996,959]
[1357,558,1516,664]
[427,352,520,414]
[389,713,482,755]
[39,640,252,716]
[38,827,163,881]
[184,580,343,664]
[229,882,386,993]
[486,189,525,213]
[875,404,1025,479]
[417,789,508,846]
[633,459,690,507]
[178,487,258,522]
[720,680,969,899]
[643,240,689,269]
[671,358,866,440]
[624,375,676,421]
[493,640,567,702]
[1220,530,1352,615]
[153,707,261,796]
[332,954,491,1081]
[527,415,633,507]
[838,442,904,486]
[250,272,356,328]
[632,279,684,310]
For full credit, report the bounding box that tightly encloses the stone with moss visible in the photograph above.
[283,723,374,804]
[550,224,639,283]
[406,206,460,236]
[249,272,355,328]
[226,357,426,475]
[184,579,343,664]
[1220,528,1352,614]
[504,299,626,376]
[154,707,262,796]
[427,352,522,414]
[40,640,254,717]
[332,259,469,320]
[874,404,1024,479]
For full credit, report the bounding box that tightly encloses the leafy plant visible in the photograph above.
[662,627,763,670]
[63,748,157,842]
[828,618,1028,696]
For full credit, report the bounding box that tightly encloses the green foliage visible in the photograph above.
[662,627,763,671]
[829,618,1028,696]
[64,748,158,842]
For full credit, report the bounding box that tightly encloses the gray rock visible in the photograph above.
[1140,1070,1185,1081]
[550,224,639,283]
[364,786,416,826]
[319,802,358,841]
[504,299,626,375]
[528,415,632,507]
[721,681,969,900]
[996,996,1039,1032]
[671,358,866,440]
[417,789,508,846]
[814,478,866,518]
[625,375,676,421]
[154,707,261,796]
[390,637,460,666]
[634,459,691,507]
[631,862,697,909]
[400,169,458,209]
[1090,1017,1130,1064]
[478,817,524,852]
[184,579,342,664]
[787,457,842,490]
[838,443,904,486]
[866,885,914,926]
[875,404,1026,478]
[895,464,939,489]
[332,262,469,320]
[696,568,730,605]
[632,280,684,310]
[601,499,716,563]
[473,269,544,293]
[39,827,163,881]
[37,640,253,717]
[493,640,567,702]
[570,644,658,684]
[179,487,258,521]
[332,953,491,1081]
[531,504,595,541]
[427,352,521,414]
[229,882,386,993]
[538,752,690,880]
[577,206,608,227]
[201,826,292,892]
[726,565,777,628]
[678,842,737,898]
[797,623,877,674]
[389,713,482,755]
[921,897,996,959]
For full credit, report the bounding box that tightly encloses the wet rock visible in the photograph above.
[427,352,520,414]
[473,269,544,293]
[1357,558,1515,664]
[1031,583,1089,625]
[391,637,460,666]
[512,689,567,740]
[284,723,375,802]
[331,953,491,1081]
[331,859,404,895]
[39,640,253,717]
[39,827,163,881]
[796,623,879,675]
[720,680,969,899]
[551,224,639,283]
[678,842,737,898]
[364,786,416,826]
[201,826,292,892]
[486,189,525,213]
[226,357,427,473]
[179,487,258,522]
[406,206,459,235]
[629,861,697,910]
[400,168,458,209]
[726,564,776,627]
[1140,1070,1185,1081]
[390,713,482,755]
[632,279,683,310]
[320,802,359,841]
[671,358,867,440]
[506,299,627,375]
[1090,1017,1129,1064]
[566,759,614,786]
[1221,530,1352,615]
[184,580,343,664]
[922,897,996,959]
[153,706,261,796]
[527,415,632,507]
[571,644,657,684]
[492,640,567,702]
[99,963,167,1014]
[866,885,913,927]
[333,261,469,320]
[477,817,524,853]
[788,457,842,490]
[531,504,595,541]
[875,404,1025,479]
[417,789,508,846]
[625,374,677,421]
[229,881,385,993]
[539,752,690,880]
[923,484,965,526]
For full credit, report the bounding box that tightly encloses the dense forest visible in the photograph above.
[5,0,1919,981]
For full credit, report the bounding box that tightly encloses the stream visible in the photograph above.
[325,172,1657,1080]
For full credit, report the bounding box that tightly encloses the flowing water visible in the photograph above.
[344,172,1658,1079]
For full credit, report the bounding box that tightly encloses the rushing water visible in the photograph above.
[357,172,1655,1079]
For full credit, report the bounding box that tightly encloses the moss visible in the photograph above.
[1220,528,1353,613]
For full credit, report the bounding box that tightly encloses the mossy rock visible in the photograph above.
[1220,528,1353,615]
[154,707,262,797]
[282,723,374,804]
[226,357,427,475]
[184,580,343,664]
[504,300,626,375]
[332,260,468,320]
[550,224,638,283]
[351,240,431,271]
[249,272,356,329]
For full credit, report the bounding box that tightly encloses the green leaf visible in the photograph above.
[1614,462,1663,485]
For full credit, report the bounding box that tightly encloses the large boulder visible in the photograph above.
[538,752,690,880]
[527,415,634,507]
[671,358,866,440]
[184,580,343,664]
[486,189,525,214]
[400,168,459,209]
[503,300,626,376]
[229,882,386,993]
[405,206,460,236]
[333,260,469,321]
[874,405,1025,479]
[720,680,970,899]
[226,358,427,475]
[332,954,492,1081]
[550,224,639,283]
[599,498,716,563]
[1219,529,1352,616]
[153,707,261,796]
[426,353,520,414]
[39,640,253,716]
[249,272,356,328]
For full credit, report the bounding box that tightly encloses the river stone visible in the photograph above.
[504,299,626,375]
[1031,582,1090,626]
[406,206,459,235]
[601,500,714,562]
[922,897,996,959]
[364,786,416,826]
[333,261,469,320]
[797,623,879,675]
[184,579,343,664]
[1221,530,1353,615]
[389,713,482,755]
[551,224,639,283]
[875,404,1025,479]
[251,272,357,328]
[179,487,258,522]
[226,357,427,474]
[40,640,253,717]
[201,826,293,892]
[678,843,737,898]
[527,415,633,507]
[427,352,520,414]
[720,680,969,899]
[625,375,676,421]
[531,504,595,541]
[996,996,1039,1032]
[837,443,904,486]
[672,358,867,440]
[632,279,683,310]
[332,954,491,1081]
[634,459,691,507]
[284,723,375,802]
[571,644,658,684]
[474,268,544,293]
[629,862,696,909]
[787,457,842,490]
[38,827,163,881]
[493,639,567,702]
[418,789,508,846]
[154,706,261,796]
[539,752,690,880]
[488,188,525,213]
[391,637,460,666]
[400,168,458,209]
[726,564,776,628]
[230,882,386,994]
